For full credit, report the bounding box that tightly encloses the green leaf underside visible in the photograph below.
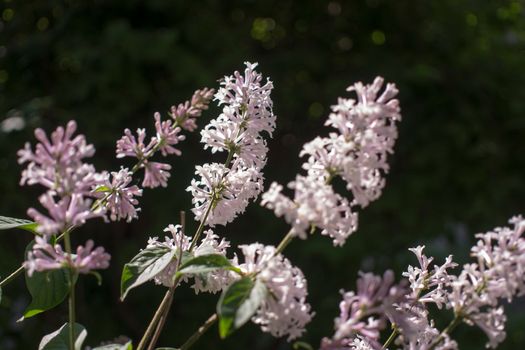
[23,268,70,319]
[176,254,240,276]
[92,341,132,350]
[39,322,87,350]
[120,245,176,300]
[0,215,38,233]
[217,277,267,338]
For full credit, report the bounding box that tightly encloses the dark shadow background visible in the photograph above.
[1,0,525,349]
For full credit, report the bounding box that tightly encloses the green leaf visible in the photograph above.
[93,341,132,350]
[120,245,176,300]
[39,322,87,350]
[176,254,240,277]
[0,215,38,233]
[217,277,267,338]
[93,185,111,193]
[22,268,71,319]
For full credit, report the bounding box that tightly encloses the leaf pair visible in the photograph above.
[120,246,239,300]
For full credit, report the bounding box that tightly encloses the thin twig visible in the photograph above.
[179,313,218,350]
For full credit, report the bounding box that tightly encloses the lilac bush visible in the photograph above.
[0,61,522,350]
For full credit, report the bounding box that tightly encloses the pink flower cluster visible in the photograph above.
[18,89,214,276]
[18,121,106,235]
[146,224,233,293]
[116,89,213,189]
[236,243,313,341]
[262,77,401,246]
[322,216,525,350]
[188,62,275,226]
[24,236,110,276]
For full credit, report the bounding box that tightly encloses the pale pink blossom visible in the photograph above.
[24,236,110,276]
[116,128,153,159]
[142,161,171,188]
[100,168,143,222]
[153,112,185,156]
[187,162,262,226]
[170,88,215,131]
[237,243,313,341]
[27,193,101,236]
[147,225,233,293]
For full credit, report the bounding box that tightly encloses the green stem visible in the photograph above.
[188,200,215,252]
[275,229,295,255]
[0,265,24,289]
[381,325,398,349]
[179,314,218,350]
[428,315,462,350]
[136,286,176,350]
[146,287,175,350]
[63,230,76,350]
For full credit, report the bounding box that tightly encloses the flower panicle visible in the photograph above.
[262,76,401,246]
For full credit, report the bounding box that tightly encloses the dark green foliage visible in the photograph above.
[1,0,525,349]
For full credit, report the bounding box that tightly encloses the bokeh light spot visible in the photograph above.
[308,102,324,119]
[36,17,50,31]
[2,8,14,22]
[466,13,478,27]
[0,70,9,84]
[327,2,342,16]
[371,30,386,45]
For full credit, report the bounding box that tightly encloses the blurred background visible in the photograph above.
[1,0,525,349]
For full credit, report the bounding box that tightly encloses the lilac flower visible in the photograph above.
[262,77,401,246]
[142,161,171,188]
[262,175,357,246]
[170,88,215,131]
[153,112,185,156]
[116,128,153,160]
[188,63,274,227]
[320,336,376,350]
[147,225,233,293]
[322,216,525,350]
[325,271,406,348]
[215,62,275,136]
[403,246,457,308]
[27,193,101,236]
[100,168,143,222]
[24,236,110,276]
[187,162,262,226]
[236,243,313,341]
[18,120,104,196]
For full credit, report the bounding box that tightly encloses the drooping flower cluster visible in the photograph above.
[188,62,275,226]
[147,224,234,293]
[24,236,110,276]
[116,89,214,189]
[236,243,313,341]
[262,77,401,246]
[321,216,525,350]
